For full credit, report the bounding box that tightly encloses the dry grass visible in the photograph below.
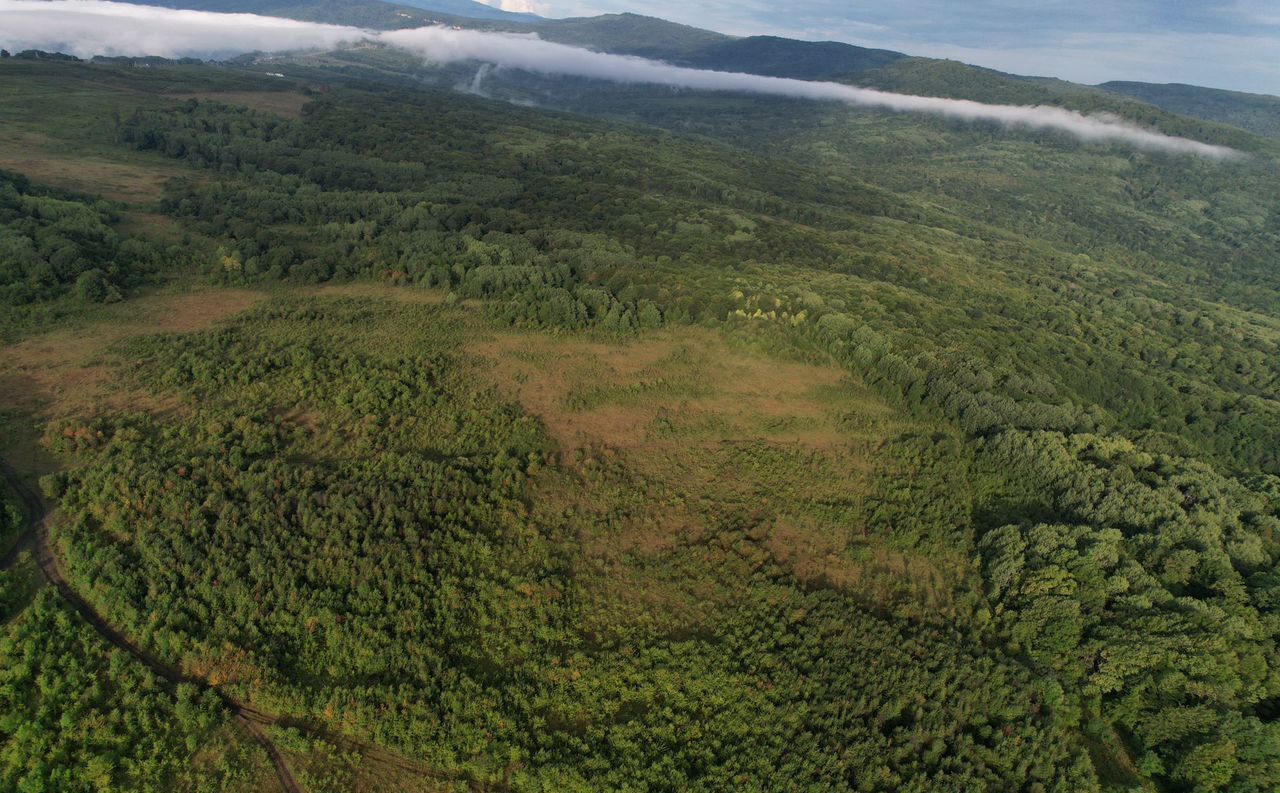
[0,130,182,204]
[278,737,459,793]
[163,91,311,119]
[471,327,872,455]
[470,325,947,609]
[338,755,459,793]
[114,210,185,241]
[0,289,265,472]
[766,516,956,605]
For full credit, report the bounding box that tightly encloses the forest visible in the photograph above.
[0,54,1278,792]
[0,168,167,337]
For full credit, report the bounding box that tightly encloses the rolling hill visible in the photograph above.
[394,0,540,23]
[127,0,489,29]
[1099,80,1280,140]
[124,0,1280,146]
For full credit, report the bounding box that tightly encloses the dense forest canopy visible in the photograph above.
[0,52,1278,792]
[0,169,139,305]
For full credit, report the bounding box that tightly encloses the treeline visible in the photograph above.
[0,167,200,340]
[809,312,1280,789]
[0,169,139,306]
[976,431,1280,789]
[812,312,1280,474]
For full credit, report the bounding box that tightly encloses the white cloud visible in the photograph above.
[0,0,360,59]
[0,0,1242,157]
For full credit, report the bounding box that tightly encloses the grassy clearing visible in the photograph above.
[26,289,1096,789]
[0,287,266,476]
[0,130,182,204]
[308,282,448,304]
[0,69,184,203]
[470,321,963,620]
[6,281,963,620]
[163,90,312,119]
[3,277,965,642]
[471,326,892,455]
[0,61,308,205]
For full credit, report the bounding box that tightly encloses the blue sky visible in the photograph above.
[495,0,1280,95]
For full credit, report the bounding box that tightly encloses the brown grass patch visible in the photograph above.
[0,131,182,204]
[165,90,310,119]
[766,515,959,609]
[0,289,265,456]
[472,325,939,604]
[114,210,184,240]
[145,290,263,332]
[470,327,865,456]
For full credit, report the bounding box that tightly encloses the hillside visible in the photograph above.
[531,12,734,59]
[0,17,1279,793]
[127,0,485,29]
[394,0,539,23]
[117,0,1280,147]
[677,35,906,79]
[1100,80,1280,140]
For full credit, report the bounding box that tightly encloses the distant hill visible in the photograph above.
[531,13,732,60]
[127,0,480,30]
[120,0,1278,146]
[1098,81,1280,140]
[679,36,905,79]
[394,0,539,24]
[531,15,906,80]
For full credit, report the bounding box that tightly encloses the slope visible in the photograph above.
[394,0,539,23]
[126,0,487,30]
[1099,80,1280,140]
[110,0,1280,150]
[530,12,733,59]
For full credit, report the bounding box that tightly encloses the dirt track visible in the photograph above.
[0,456,466,792]
[0,458,305,793]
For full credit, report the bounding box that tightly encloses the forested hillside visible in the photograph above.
[128,0,474,29]
[0,50,1278,793]
[123,0,1280,154]
[0,171,143,304]
[394,0,539,23]
[124,0,1280,148]
[1099,81,1280,141]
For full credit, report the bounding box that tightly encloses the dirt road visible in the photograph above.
[0,459,307,792]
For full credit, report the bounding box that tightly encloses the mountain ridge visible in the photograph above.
[118,0,1280,143]
[393,0,540,24]
[1098,80,1280,140]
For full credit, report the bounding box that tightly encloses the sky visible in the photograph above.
[496,0,1280,95]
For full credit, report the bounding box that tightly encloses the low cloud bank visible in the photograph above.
[0,0,1240,158]
[0,0,357,59]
